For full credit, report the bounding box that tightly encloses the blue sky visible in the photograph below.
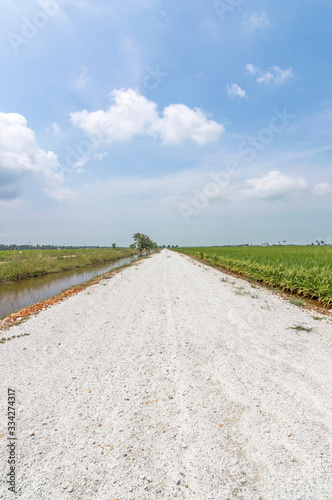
[1,0,331,246]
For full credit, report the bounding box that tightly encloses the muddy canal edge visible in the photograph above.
[0,257,147,333]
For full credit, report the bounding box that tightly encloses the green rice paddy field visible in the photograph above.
[174,246,332,307]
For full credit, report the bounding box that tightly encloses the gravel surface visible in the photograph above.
[0,249,331,499]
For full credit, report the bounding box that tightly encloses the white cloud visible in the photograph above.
[70,89,158,143]
[52,122,62,135]
[313,182,332,196]
[0,111,67,201]
[71,156,90,172]
[158,104,223,145]
[70,88,224,146]
[94,152,108,161]
[256,72,274,84]
[246,64,294,85]
[46,122,62,136]
[246,12,270,31]
[0,112,61,184]
[245,63,258,76]
[226,83,247,100]
[71,66,90,92]
[266,66,294,85]
[245,171,308,200]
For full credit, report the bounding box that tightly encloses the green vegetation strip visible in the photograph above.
[0,248,135,283]
[174,246,332,307]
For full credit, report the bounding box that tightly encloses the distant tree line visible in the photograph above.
[0,244,120,251]
[0,240,328,251]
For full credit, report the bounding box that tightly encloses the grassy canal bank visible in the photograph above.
[0,248,135,284]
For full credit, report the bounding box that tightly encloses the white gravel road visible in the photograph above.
[0,249,331,499]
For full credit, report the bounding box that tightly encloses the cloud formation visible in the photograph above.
[245,64,294,85]
[313,182,332,196]
[245,12,270,31]
[226,83,247,100]
[0,112,71,201]
[70,88,224,146]
[245,63,257,76]
[245,171,308,200]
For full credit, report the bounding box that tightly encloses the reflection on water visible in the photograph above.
[0,255,138,318]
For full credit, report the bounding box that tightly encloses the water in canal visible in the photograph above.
[0,255,139,318]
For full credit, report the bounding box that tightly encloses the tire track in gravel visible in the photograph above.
[165,251,332,500]
[159,252,262,499]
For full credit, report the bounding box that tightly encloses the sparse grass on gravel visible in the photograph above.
[0,333,30,344]
[288,325,313,333]
[261,302,272,311]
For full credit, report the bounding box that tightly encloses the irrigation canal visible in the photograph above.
[0,254,139,318]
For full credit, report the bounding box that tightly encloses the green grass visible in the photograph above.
[287,325,313,333]
[0,248,135,283]
[173,246,332,307]
[0,333,30,344]
[260,301,272,311]
[290,299,305,307]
